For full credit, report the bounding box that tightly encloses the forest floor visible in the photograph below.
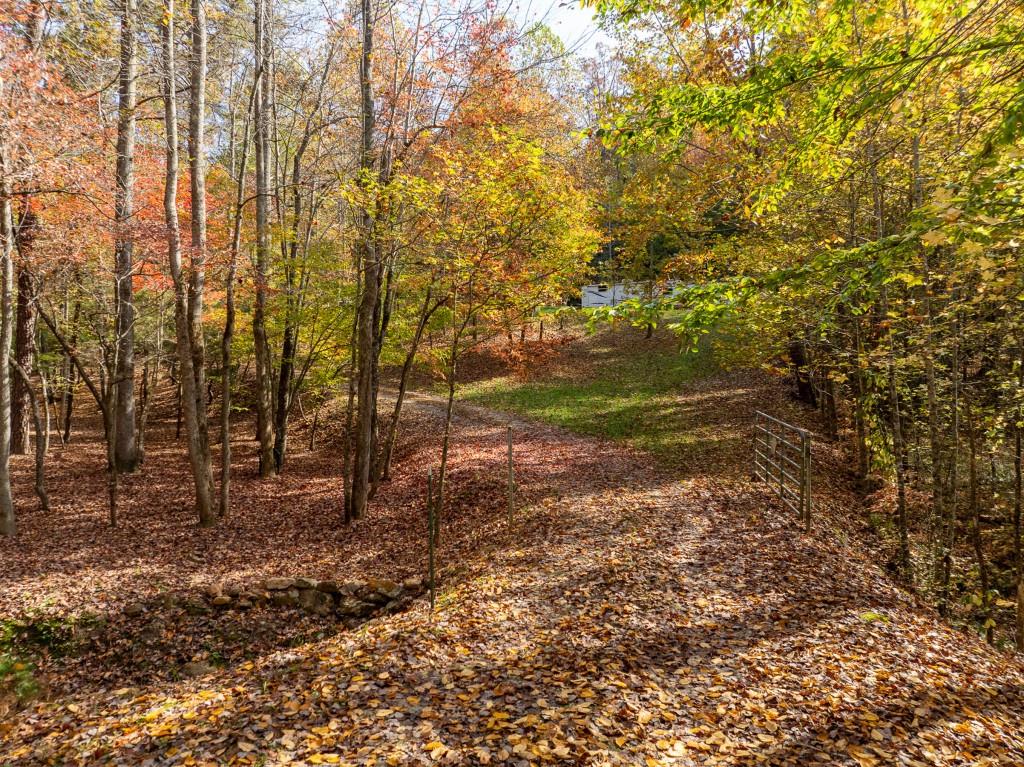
[2,327,1023,765]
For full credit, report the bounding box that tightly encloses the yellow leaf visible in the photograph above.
[921,230,948,247]
[637,710,653,724]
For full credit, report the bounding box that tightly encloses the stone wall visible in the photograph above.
[131,576,426,627]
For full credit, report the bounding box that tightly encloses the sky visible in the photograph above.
[526,1,615,58]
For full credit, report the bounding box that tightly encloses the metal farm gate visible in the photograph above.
[752,411,812,531]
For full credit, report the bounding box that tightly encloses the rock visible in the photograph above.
[272,589,299,607]
[402,576,425,592]
[211,595,233,607]
[316,580,340,594]
[125,602,146,617]
[265,577,295,591]
[161,593,180,609]
[236,598,253,610]
[336,597,376,618]
[140,620,163,640]
[224,582,243,597]
[367,578,402,600]
[385,596,413,613]
[298,588,334,616]
[294,577,318,590]
[181,661,215,678]
[204,583,223,599]
[339,580,367,597]
[183,599,210,616]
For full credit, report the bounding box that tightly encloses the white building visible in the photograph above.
[580,282,645,308]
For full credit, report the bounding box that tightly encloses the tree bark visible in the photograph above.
[1015,342,1023,650]
[349,0,379,520]
[113,0,140,473]
[375,286,438,487]
[272,49,333,473]
[11,266,36,454]
[11,361,47,510]
[221,76,253,517]
[888,352,913,581]
[61,292,79,444]
[1011,337,1019,651]
[965,393,992,644]
[187,0,216,523]
[788,339,816,406]
[252,0,276,477]
[163,0,215,526]
[0,142,16,536]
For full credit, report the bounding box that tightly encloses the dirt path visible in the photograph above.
[3,390,1022,765]
[389,388,558,432]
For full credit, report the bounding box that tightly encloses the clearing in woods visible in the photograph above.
[1,328,1023,765]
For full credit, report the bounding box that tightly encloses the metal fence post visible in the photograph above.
[752,411,812,531]
[507,425,514,526]
[803,434,812,532]
[427,469,436,613]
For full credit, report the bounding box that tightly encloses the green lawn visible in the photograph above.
[459,330,721,463]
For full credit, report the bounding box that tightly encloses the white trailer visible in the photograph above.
[580,282,644,308]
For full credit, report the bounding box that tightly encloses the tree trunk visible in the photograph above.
[105,378,119,527]
[340,269,360,524]
[187,0,216,524]
[788,339,816,406]
[0,145,16,536]
[376,287,437,487]
[221,77,253,518]
[113,0,140,473]
[163,0,215,526]
[349,0,379,520]
[273,323,294,471]
[939,329,961,617]
[1011,337,1019,651]
[11,267,36,454]
[252,0,276,477]
[136,358,150,460]
[271,57,331,473]
[965,394,992,644]
[1015,357,1022,650]
[41,372,50,454]
[853,319,870,484]
[61,294,79,444]
[888,358,913,581]
[11,361,47,510]
[435,321,464,546]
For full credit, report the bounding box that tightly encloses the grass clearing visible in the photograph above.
[459,328,721,463]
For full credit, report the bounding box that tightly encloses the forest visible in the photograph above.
[591,0,1024,651]
[2,0,1024,764]
[0,0,598,533]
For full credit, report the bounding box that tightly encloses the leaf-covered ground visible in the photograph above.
[2,332,1023,765]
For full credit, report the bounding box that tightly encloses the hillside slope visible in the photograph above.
[3,363,1022,766]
